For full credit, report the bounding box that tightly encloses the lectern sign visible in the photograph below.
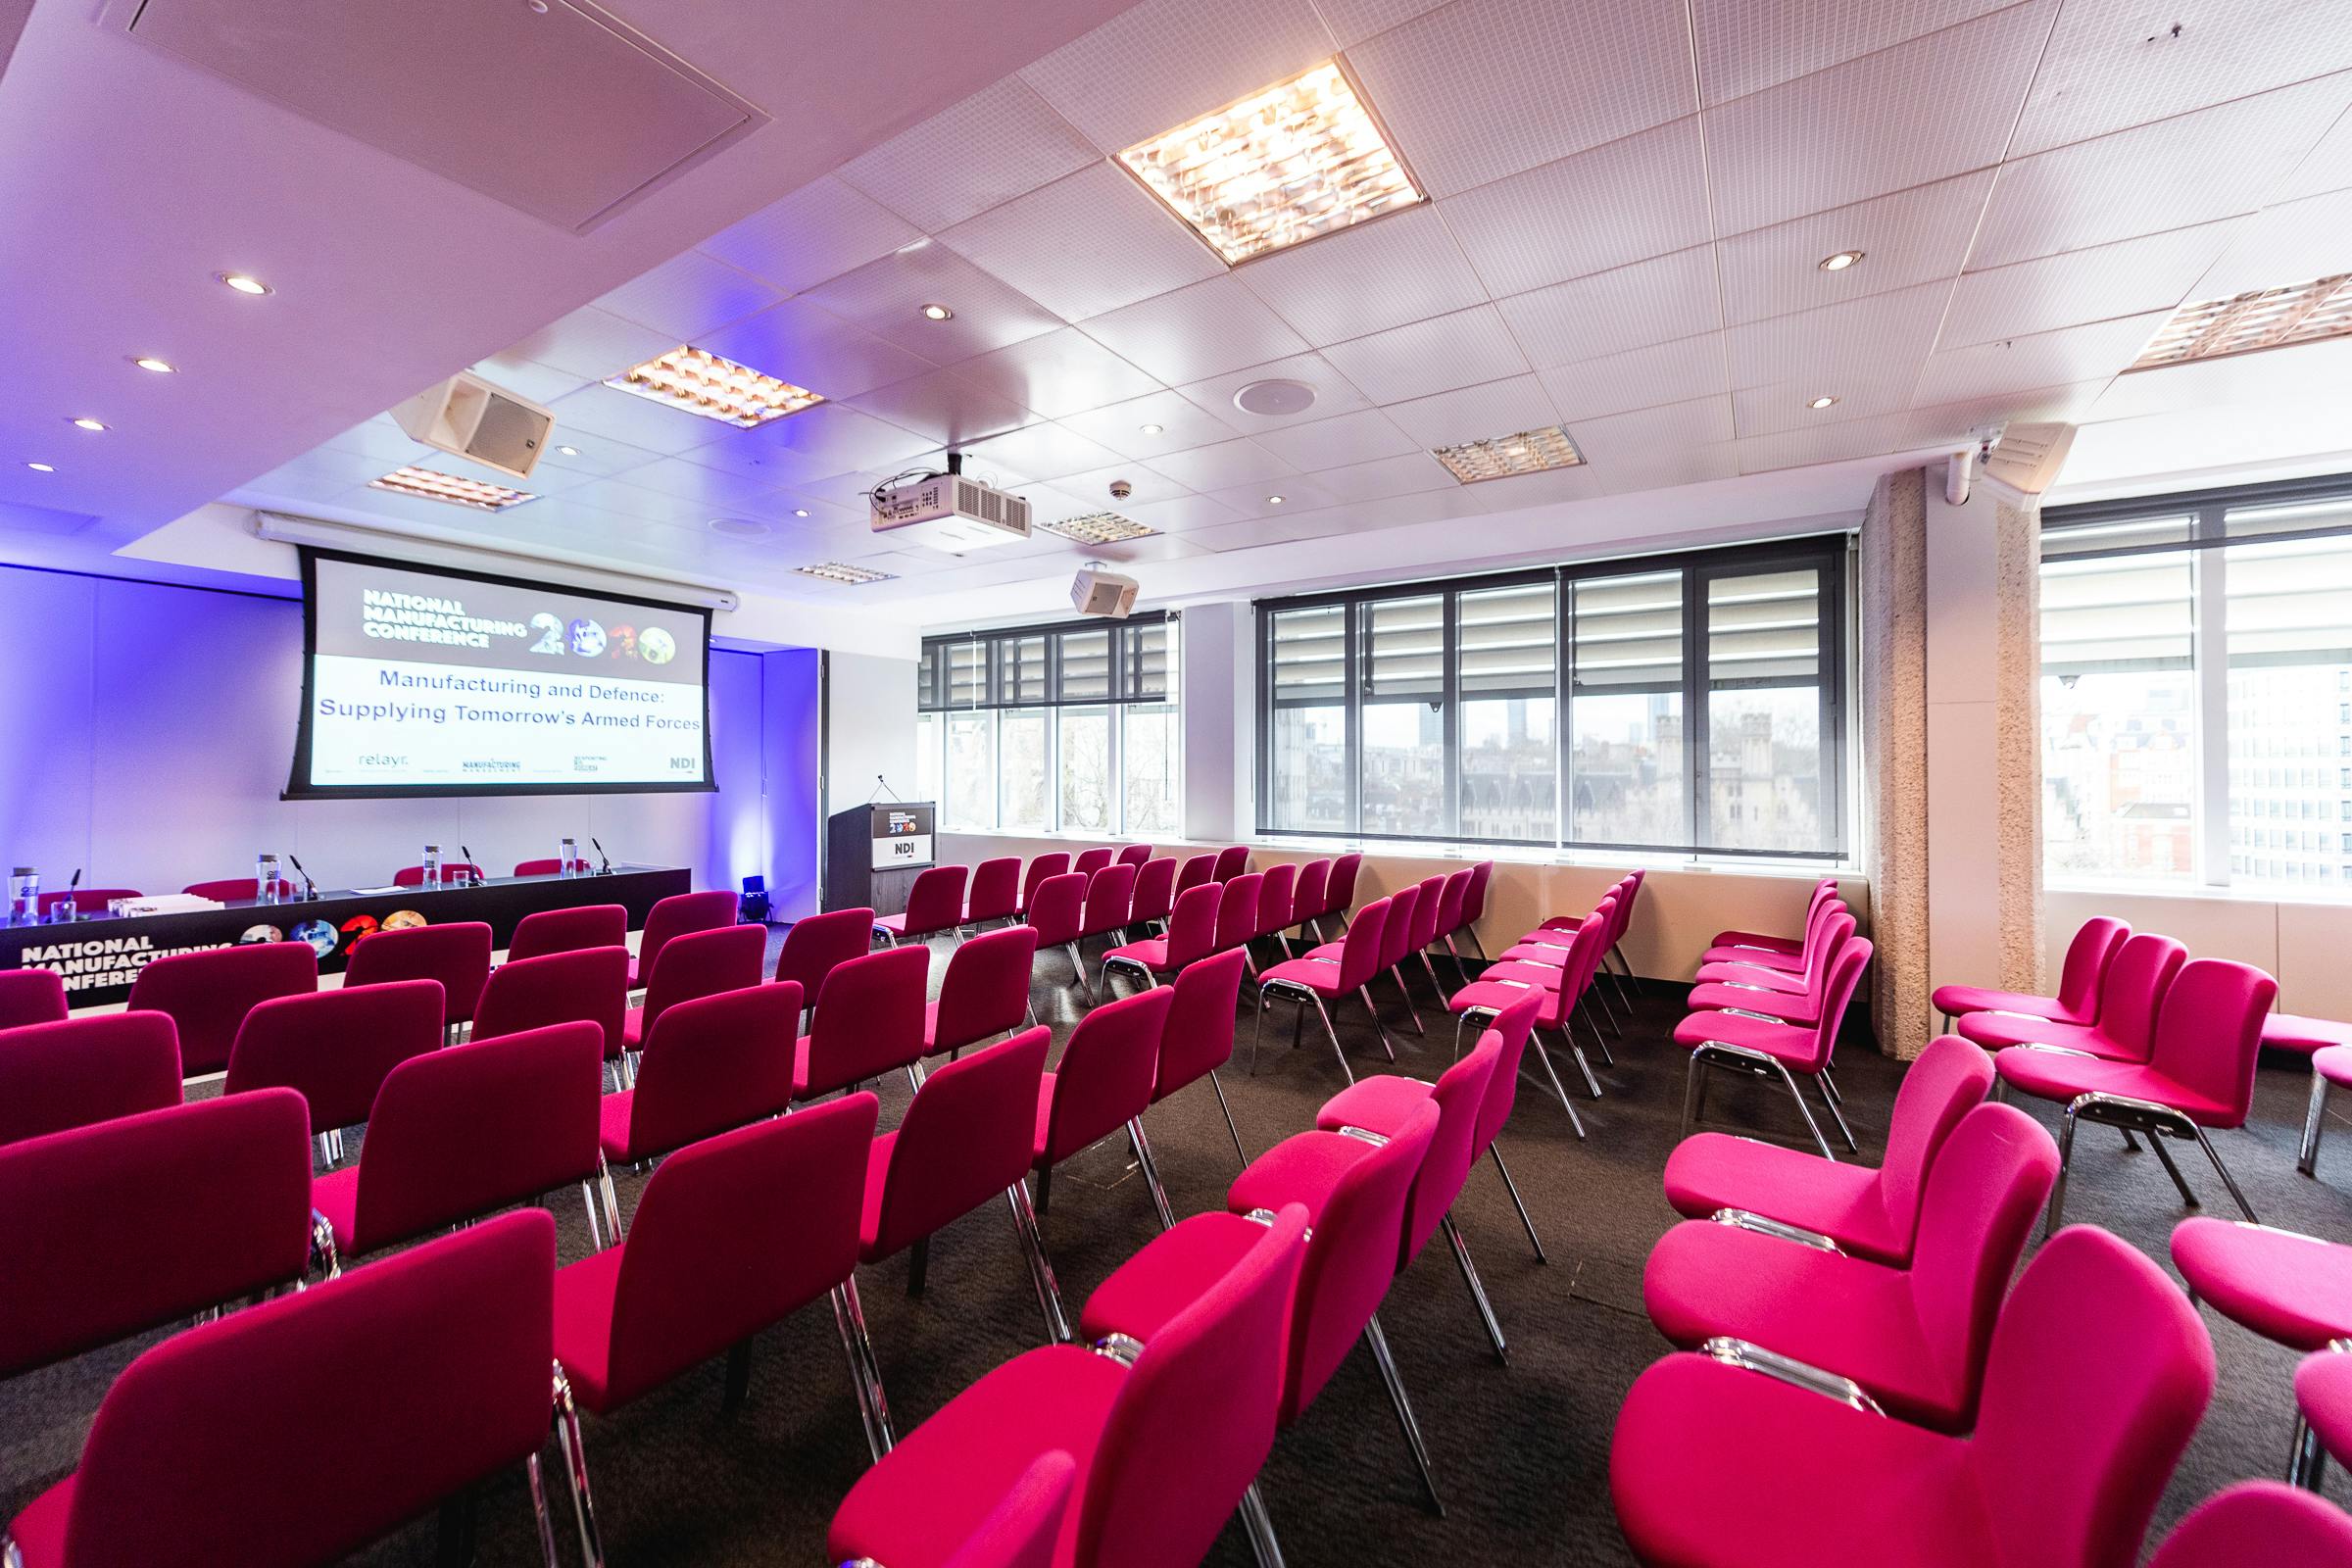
[872,806,935,871]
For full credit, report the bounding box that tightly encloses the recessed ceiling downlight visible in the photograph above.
[1818,250,1864,271]
[709,516,770,539]
[132,357,176,374]
[25,462,55,472]
[1233,379,1315,417]
[218,273,271,295]
[71,417,107,431]
[919,304,954,321]
[1808,395,1838,410]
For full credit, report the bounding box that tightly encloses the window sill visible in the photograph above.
[2048,877,2352,909]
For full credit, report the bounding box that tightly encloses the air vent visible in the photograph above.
[956,477,1029,531]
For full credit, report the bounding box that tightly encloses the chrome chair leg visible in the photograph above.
[2302,1068,2332,1176]
[1128,1117,1178,1230]
[2146,1132,2199,1206]
[1772,1059,1836,1160]
[1816,1076,1859,1152]
[551,1364,608,1568]
[1238,1481,1288,1568]
[1577,1001,1615,1068]
[1443,935,1473,988]
[1362,1313,1446,1518]
[1442,1213,1507,1364]
[1490,1143,1546,1261]
[1317,992,1359,1084]
[1250,992,1271,1075]
[1557,1026,1602,1100]
[2293,1413,2329,1490]
[2189,1124,2259,1223]
[1356,987,1396,1062]
[1207,1069,1250,1167]
[1391,966,1426,1036]
[1005,1181,1072,1344]
[2047,1106,2078,1237]
[829,1278,895,1461]
[526,1452,561,1568]
[1461,928,1488,961]
[579,1179,608,1252]
[1589,973,1622,1034]
[1530,1038,1586,1138]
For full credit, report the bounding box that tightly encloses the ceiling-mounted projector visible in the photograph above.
[1072,561,1139,619]
[391,370,555,480]
[869,455,1032,554]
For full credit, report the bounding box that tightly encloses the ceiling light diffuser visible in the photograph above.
[792,507,811,517]
[796,562,897,585]
[71,417,107,431]
[557,444,580,456]
[919,304,954,320]
[25,462,54,472]
[1117,61,1425,265]
[1432,424,1585,484]
[1818,251,1864,271]
[2128,273,2352,370]
[219,273,271,295]
[1808,395,1838,410]
[605,345,823,428]
[1139,422,1164,435]
[132,357,176,373]
[368,465,536,512]
[1039,513,1157,545]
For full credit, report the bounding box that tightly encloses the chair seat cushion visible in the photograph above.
[1224,1131,1372,1230]
[1259,957,1349,997]
[1661,1133,1905,1263]
[1477,960,1569,990]
[871,914,907,936]
[311,1167,361,1252]
[1931,983,2084,1025]
[2171,1218,2352,1350]
[1077,1212,1261,1348]
[2297,1351,2352,1467]
[827,1345,1122,1568]
[1698,942,1805,971]
[1995,1051,2238,1127]
[1672,1009,1818,1067]
[551,1247,623,1412]
[1643,1220,1965,1429]
[2269,1013,2352,1055]
[1517,924,1578,946]
[1686,981,1819,1025]
[4,1475,73,1568]
[1447,978,1561,1027]
[1301,941,1346,963]
[621,1006,646,1051]
[1706,929,1803,955]
[598,1091,637,1164]
[1611,1352,1985,1568]
[1102,937,1170,972]
[1692,960,1810,994]
[1495,944,1574,968]
[1956,1012,2140,1059]
[625,956,644,989]
[1315,1075,1433,1139]
[2318,1045,2352,1091]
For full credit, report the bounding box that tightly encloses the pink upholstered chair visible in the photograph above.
[1935,915,2131,1032]
[628,889,739,986]
[1690,894,1845,993]
[1397,871,1449,1005]
[514,857,590,877]
[2297,1351,2352,1488]
[926,925,1041,1057]
[507,904,627,963]
[1211,845,1250,882]
[1681,909,1857,1028]
[1449,906,1611,1123]
[181,877,297,902]
[1958,931,2186,1060]
[1702,877,1838,963]
[0,969,67,1032]
[1513,877,1639,1037]
[1025,871,1091,1000]
[2169,1217,2352,1485]
[1211,871,1264,968]
[770,906,873,1023]
[1033,986,1177,1227]
[1251,895,1392,1083]
[929,1451,1078,1568]
[1073,847,1116,879]
[1449,859,1494,960]
[1102,881,1219,995]
[1123,858,1179,939]
[344,920,492,1031]
[1017,853,1072,916]
[2149,1483,2352,1566]
[598,981,801,1170]
[1071,861,1140,999]
[472,946,629,1071]
[1251,861,1298,962]
[1144,947,1251,1169]
[393,860,483,887]
[1610,1225,2216,1568]
[962,856,1023,928]
[33,888,139,918]
[1287,858,1332,947]
[1116,843,1153,868]
[798,943,929,1100]
[618,921,765,1053]
[1322,852,1363,930]
[876,864,970,947]
[1171,852,1216,902]
[0,1013,181,1148]
[1673,937,1873,1159]
[223,981,443,1165]
[124,942,318,1076]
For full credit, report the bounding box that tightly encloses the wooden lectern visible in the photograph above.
[824,801,938,917]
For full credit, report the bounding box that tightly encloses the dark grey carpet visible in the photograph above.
[6,930,2349,1565]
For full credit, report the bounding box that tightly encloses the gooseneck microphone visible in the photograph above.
[591,837,612,875]
[284,854,318,902]
[460,845,479,885]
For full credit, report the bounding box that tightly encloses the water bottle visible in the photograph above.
[422,844,443,888]
[560,837,578,878]
[9,868,35,926]
[256,854,280,905]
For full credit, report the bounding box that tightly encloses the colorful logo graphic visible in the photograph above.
[380,909,427,931]
[640,626,676,664]
[290,918,339,957]
[568,617,607,657]
[610,625,638,660]
[236,923,284,945]
[337,914,380,951]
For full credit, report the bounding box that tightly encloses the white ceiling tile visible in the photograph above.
[1910,309,2169,404]
[1572,394,1737,463]
[1440,117,1714,297]
[1175,352,1373,433]
[696,300,935,403]
[700,177,926,293]
[678,431,887,495]
[543,382,728,457]
[1725,278,1952,389]
[1045,464,1191,512]
[466,355,593,408]
[525,430,665,483]
[1302,450,1459,500]
[2012,1,2352,156]
[1715,172,1996,325]
[594,251,787,343]
[799,241,1063,362]
[1077,276,1311,385]
[1691,0,2023,104]
[1494,246,1722,369]
[1142,437,1300,490]
[1382,373,1562,448]
[1312,0,1454,48]
[257,444,412,488]
[721,402,940,480]
[1205,475,1348,519]
[1595,444,1740,495]
[1056,389,1244,459]
[1899,380,2107,444]
[2190,187,2352,299]
[1732,373,1921,438]
[1941,219,2242,347]
[1252,408,1420,468]
[1108,492,1248,534]
[1016,0,1337,153]
[319,416,431,466]
[1538,333,1730,422]
[564,476,736,530]
[834,77,1102,232]
[1234,206,1488,345]
[1183,508,1369,551]
[1705,2,2054,233]
[499,307,678,383]
[1319,305,1530,404]
[1970,75,2351,267]
[1467,463,1609,511]
[611,457,792,511]
[1736,412,1925,473]
[842,368,1037,448]
[237,469,370,506]
[2277,102,2352,201]
[953,328,1162,419]
[2085,331,2352,420]
[939,162,1226,322]
[1346,0,1695,196]
[956,420,1128,481]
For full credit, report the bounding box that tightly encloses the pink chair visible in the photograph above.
[223,981,443,1164]
[2172,1218,2352,1484]
[1690,893,1846,991]
[619,921,765,1053]
[555,1094,893,1466]
[2298,1352,2352,1488]
[1212,845,1250,882]
[1073,847,1117,879]
[2002,957,2276,1232]
[0,1013,181,1148]
[1251,861,1298,962]
[1935,914,2131,1032]
[1663,1034,1996,1264]
[1073,861,1142,996]
[343,920,492,1030]
[1683,909,1858,1029]
[2149,1483,2352,1565]
[1298,879,1422,1049]
[1427,867,1473,986]
[876,864,970,947]
[472,946,629,1071]
[33,888,139,918]
[1171,852,1216,902]
[1026,871,1091,999]
[514,857,590,877]
[0,969,67,1031]
[963,856,1023,928]
[1287,858,1332,946]
[1643,1102,2060,1430]
[860,1028,1066,1343]
[1144,947,1251,1169]
[770,906,873,1020]
[393,861,483,887]
[1017,853,1072,916]
[1599,866,1647,1008]
[830,1204,1307,1568]
[1610,1225,2216,1568]
[310,1020,617,1263]
[2300,1043,2352,1176]
[799,943,930,1100]
[1449,859,1494,960]
[1397,871,1450,1010]
[1212,871,1264,969]
[1033,985,1177,1226]
[628,889,740,987]
[2269,1011,2352,1056]
[124,941,318,1076]
[1102,881,1219,995]
[1702,877,1838,963]
[1323,851,1363,929]
[1448,906,1611,1127]
[1124,856,1178,936]
[927,1451,1077,1568]
[1958,931,2186,1059]
[0,1092,314,1383]
[181,877,297,902]
[926,924,1041,1057]
[599,981,801,1169]
[1674,937,1873,1159]
[507,903,626,962]
[1116,843,1153,868]
[1251,895,1393,1083]
[1,1209,601,1568]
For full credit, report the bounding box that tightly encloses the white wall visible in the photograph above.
[2047,888,2352,1022]
[1179,600,1250,842]
[822,650,919,820]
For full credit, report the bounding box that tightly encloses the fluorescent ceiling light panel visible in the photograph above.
[1117,61,1424,265]
[605,345,824,427]
[368,465,536,512]
[1432,425,1584,484]
[1037,512,1158,544]
[795,561,897,584]
[2129,273,2352,370]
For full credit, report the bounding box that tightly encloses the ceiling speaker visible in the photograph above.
[391,371,555,479]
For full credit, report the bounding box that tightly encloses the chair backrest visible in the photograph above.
[638,922,767,1039]
[639,890,741,975]
[2148,1482,2352,1568]
[1325,852,1363,916]
[1614,868,1646,941]
[344,920,492,1025]
[0,968,67,1031]
[803,943,931,1098]
[0,1090,313,1378]
[223,981,443,1137]
[2147,957,2278,1129]
[1285,1102,1438,1421]
[932,925,1040,1056]
[868,1028,1051,1260]
[772,906,874,1002]
[349,1021,603,1254]
[1802,877,1839,929]
[1458,859,1494,928]
[1973,1226,2216,1568]
[1152,947,1249,1102]
[622,980,803,1161]
[1563,902,1615,1004]
[1905,1102,2061,1422]
[1376,882,1421,971]
[1874,1034,1999,1252]
[1470,991,1547,1153]
[181,878,297,902]
[506,903,627,962]
[124,941,318,1075]
[1173,853,1217,900]
[2055,915,2132,1021]
[1406,873,1446,952]
[1026,871,1089,947]
[2094,933,2190,1059]
[392,862,483,888]
[1253,861,1297,941]
[513,858,589,877]
[900,864,972,939]
[1116,844,1154,868]
[1161,882,1222,971]
[966,857,1024,923]
[1396,1034,1500,1266]
[1020,853,1073,912]
[1797,936,1874,1071]
[35,887,141,916]
[1799,911,1859,1006]
[1212,872,1264,954]
[949,1451,1078,1568]
[1212,845,1250,881]
[1431,866,1472,940]
[471,946,628,1060]
[55,1210,557,1568]
[1332,896,1394,992]
[1796,895,1848,972]
[1080,861,1138,940]
[1289,859,1331,927]
[0,1012,181,1147]
[1076,1205,1309,1568]
[1040,986,1174,1164]
[602,1093,877,1409]
[1073,847,1116,878]
[1127,857,1179,926]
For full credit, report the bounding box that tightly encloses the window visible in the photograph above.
[1255,535,1848,857]
[2041,474,2352,897]
[915,614,1181,837]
